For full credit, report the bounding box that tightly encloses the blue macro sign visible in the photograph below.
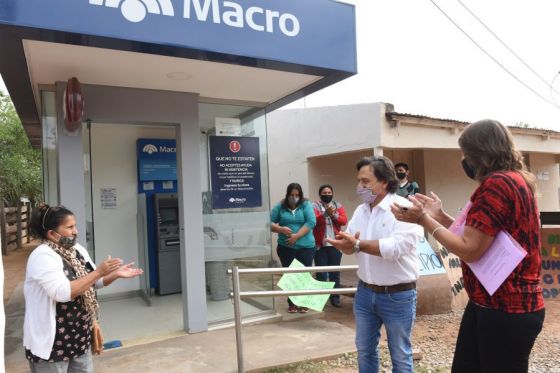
[209,136,261,209]
[137,139,177,181]
[0,0,356,73]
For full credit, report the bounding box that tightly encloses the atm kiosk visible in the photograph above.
[154,193,181,295]
[136,138,180,296]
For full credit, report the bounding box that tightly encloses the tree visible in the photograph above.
[0,92,42,204]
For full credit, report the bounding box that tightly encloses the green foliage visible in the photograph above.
[0,92,42,203]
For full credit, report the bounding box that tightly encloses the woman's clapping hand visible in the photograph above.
[112,262,143,279]
[96,256,123,276]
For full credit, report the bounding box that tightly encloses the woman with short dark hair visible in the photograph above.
[270,183,316,313]
[392,119,544,373]
[24,204,142,372]
[312,184,348,307]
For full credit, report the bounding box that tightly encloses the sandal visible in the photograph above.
[298,307,309,313]
[288,305,298,313]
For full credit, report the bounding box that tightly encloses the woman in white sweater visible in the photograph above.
[25,204,142,372]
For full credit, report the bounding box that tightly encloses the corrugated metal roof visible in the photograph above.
[387,111,560,135]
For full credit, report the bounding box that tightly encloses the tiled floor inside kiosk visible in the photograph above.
[98,295,263,345]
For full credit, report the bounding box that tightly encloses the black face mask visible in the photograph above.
[461,159,476,180]
[396,172,406,180]
[320,195,333,204]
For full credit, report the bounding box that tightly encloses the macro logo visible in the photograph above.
[142,144,159,154]
[89,0,174,23]
[88,0,301,37]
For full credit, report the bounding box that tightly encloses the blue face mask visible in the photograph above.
[356,185,377,204]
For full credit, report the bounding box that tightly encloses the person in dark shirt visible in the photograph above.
[391,119,544,373]
[395,163,419,198]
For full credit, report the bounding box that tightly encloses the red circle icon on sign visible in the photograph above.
[229,140,241,153]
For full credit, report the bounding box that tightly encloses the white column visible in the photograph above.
[56,83,87,247]
[176,103,208,332]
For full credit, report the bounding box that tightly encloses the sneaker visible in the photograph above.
[298,307,309,313]
[288,305,298,313]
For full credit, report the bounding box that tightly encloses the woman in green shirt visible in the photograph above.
[271,182,317,313]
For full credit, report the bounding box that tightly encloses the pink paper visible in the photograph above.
[466,231,527,295]
[447,201,527,296]
[448,201,472,236]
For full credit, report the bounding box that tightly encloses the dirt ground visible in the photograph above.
[3,241,37,303]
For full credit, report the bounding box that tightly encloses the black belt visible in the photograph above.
[361,280,416,293]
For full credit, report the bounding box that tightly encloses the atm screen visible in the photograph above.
[160,207,178,225]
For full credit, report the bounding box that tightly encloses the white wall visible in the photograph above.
[423,149,478,217]
[529,153,560,211]
[268,103,383,209]
[91,123,175,295]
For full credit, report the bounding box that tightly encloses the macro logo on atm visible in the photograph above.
[88,0,301,37]
[142,143,175,155]
[142,144,159,154]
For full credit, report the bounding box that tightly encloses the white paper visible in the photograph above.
[100,188,117,209]
[215,117,241,136]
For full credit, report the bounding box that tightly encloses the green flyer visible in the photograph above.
[277,259,335,311]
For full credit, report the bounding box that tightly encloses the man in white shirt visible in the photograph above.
[328,156,420,373]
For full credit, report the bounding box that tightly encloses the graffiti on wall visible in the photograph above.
[541,228,560,300]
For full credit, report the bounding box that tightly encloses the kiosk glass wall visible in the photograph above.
[41,90,59,206]
[199,103,274,324]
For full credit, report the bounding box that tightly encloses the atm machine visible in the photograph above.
[136,138,180,296]
[154,193,182,295]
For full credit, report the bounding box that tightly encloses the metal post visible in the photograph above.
[232,266,244,373]
[228,264,359,371]
[26,202,31,243]
[16,202,22,249]
[0,202,6,255]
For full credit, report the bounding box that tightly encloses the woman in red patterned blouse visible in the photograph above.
[391,119,544,373]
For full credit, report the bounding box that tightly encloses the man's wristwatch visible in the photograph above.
[352,239,361,254]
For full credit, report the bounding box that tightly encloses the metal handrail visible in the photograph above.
[228,265,359,373]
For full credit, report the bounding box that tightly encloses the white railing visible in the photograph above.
[228,265,359,373]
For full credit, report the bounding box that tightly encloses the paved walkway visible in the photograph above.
[4,244,357,373]
[7,316,356,372]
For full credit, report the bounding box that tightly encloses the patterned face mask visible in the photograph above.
[58,234,77,248]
